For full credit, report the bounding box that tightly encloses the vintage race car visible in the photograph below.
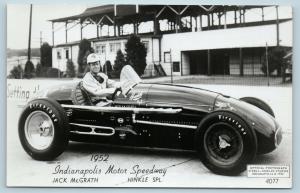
[18,65,282,175]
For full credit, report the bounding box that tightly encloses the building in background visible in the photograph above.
[50,5,292,77]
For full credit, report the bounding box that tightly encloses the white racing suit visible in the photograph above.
[82,72,119,106]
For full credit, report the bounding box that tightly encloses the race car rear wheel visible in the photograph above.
[240,97,275,117]
[195,111,257,175]
[18,98,69,160]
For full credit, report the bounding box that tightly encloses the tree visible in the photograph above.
[102,60,113,78]
[35,62,43,77]
[46,68,61,78]
[261,46,289,76]
[8,65,23,79]
[40,42,52,67]
[113,50,126,77]
[66,59,76,78]
[125,35,147,76]
[77,39,93,76]
[24,60,35,78]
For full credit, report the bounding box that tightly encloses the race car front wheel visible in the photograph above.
[195,111,257,175]
[18,98,69,160]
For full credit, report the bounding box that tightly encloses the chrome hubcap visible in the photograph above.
[218,136,231,149]
[24,111,55,150]
[204,123,243,165]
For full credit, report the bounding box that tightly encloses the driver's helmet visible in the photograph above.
[87,53,100,64]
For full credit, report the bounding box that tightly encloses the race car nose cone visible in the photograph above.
[275,125,283,147]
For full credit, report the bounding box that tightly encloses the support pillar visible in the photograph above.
[190,16,192,30]
[224,7,227,29]
[153,16,160,35]
[100,25,102,36]
[117,25,121,36]
[113,19,117,36]
[262,7,265,21]
[207,49,211,76]
[234,10,237,24]
[199,15,202,31]
[207,14,210,29]
[194,16,198,31]
[239,48,244,76]
[175,15,182,33]
[239,8,242,26]
[97,25,99,38]
[133,23,137,34]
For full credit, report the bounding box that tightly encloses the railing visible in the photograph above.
[142,62,167,78]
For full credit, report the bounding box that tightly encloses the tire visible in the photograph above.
[195,111,257,175]
[18,98,69,160]
[240,97,275,117]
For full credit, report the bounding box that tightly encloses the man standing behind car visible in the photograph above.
[82,53,120,106]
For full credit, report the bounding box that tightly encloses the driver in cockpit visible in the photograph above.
[82,53,121,106]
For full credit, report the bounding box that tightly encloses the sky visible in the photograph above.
[7,4,87,49]
[7,4,292,50]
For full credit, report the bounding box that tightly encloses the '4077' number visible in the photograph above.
[265,178,279,184]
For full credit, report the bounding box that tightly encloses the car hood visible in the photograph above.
[146,84,220,112]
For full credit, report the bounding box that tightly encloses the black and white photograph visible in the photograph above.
[6,4,292,188]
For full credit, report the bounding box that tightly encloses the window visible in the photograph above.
[95,44,106,54]
[142,41,149,52]
[164,52,171,63]
[109,43,121,53]
[65,49,69,59]
[57,51,61,59]
[173,62,180,72]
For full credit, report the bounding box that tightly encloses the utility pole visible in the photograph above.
[27,4,33,62]
[65,21,68,43]
[170,49,173,84]
[275,5,280,47]
[52,22,55,46]
[266,42,270,86]
[40,31,43,46]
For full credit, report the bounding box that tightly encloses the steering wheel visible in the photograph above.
[111,87,122,101]
[123,83,137,96]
